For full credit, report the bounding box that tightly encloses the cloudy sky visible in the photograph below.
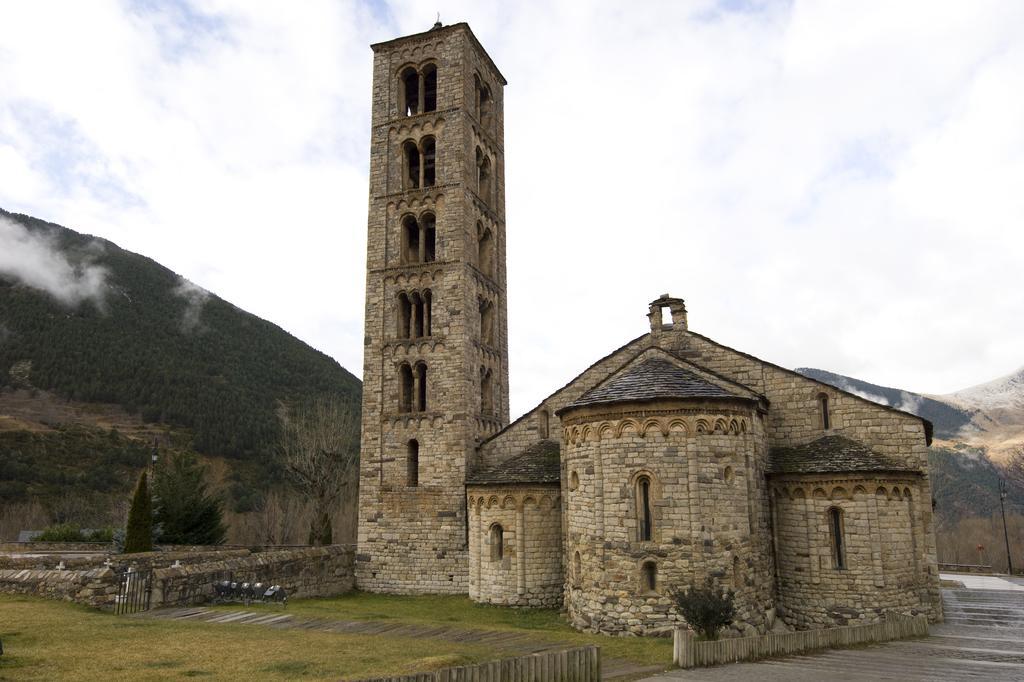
[1,0,1022,417]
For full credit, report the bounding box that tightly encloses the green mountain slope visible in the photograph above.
[0,208,361,512]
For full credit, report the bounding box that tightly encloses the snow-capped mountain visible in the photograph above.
[947,366,1024,410]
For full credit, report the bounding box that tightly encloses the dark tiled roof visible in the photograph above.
[466,440,561,485]
[563,358,739,411]
[768,436,919,475]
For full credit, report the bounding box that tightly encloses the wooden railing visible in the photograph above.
[673,614,928,668]
[354,645,601,682]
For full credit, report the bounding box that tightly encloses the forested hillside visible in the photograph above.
[0,208,361,517]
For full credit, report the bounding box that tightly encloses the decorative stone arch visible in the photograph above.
[740,419,748,433]
[641,418,666,438]
[903,487,912,499]
[501,495,517,510]
[598,422,615,440]
[853,485,868,497]
[540,494,557,510]
[729,418,740,434]
[486,495,500,509]
[567,425,579,445]
[875,486,890,500]
[667,418,689,435]
[891,487,902,500]
[792,487,806,499]
[522,495,538,510]
[812,488,827,500]
[830,486,850,501]
[579,424,593,443]
[713,417,729,434]
[695,418,711,434]
[615,418,641,438]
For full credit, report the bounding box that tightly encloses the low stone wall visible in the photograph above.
[153,545,355,606]
[0,567,120,608]
[672,613,928,668]
[353,646,601,682]
[0,545,356,610]
[0,548,253,571]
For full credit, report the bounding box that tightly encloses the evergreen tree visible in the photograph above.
[153,451,226,545]
[123,471,153,553]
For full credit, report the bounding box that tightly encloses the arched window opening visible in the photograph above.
[397,293,412,339]
[479,85,492,128]
[403,140,420,189]
[479,299,494,346]
[422,213,436,262]
[399,364,414,413]
[411,291,424,338]
[402,215,420,264]
[400,67,419,116]
[415,363,427,412]
[479,155,492,204]
[422,289,432,337]
[422,64,437,112]
[489,523,504,561]
[637,476,653,542]
[569,470,579,491]
[538,409,550,439]
[407,439,419,487]
[421,137,436,187]
[819,393,831,430]
[828,507,846,569]
[641,561,657,593]
[477,224,494,278]
[480,366,493,416]
[573,551,582,587]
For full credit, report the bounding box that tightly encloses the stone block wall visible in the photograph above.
[0,566,119,608]
[771,476,939,628]
[467,485,562,607]
[561,397,775,636]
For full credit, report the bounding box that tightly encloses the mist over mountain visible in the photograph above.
[0,208,360,515]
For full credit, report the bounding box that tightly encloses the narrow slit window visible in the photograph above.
[829,507,845,569]
[411,292,424,338]
[422,213,436,262]
[407,439,419,487]
[397,293,411,338]
[819,393,831,430]
[641,561,657,593]
[489,524,503,561]
[402,216,420,264]
[401,67,419,116]
[637,476,653,542]
[399,364,413,413]
[416,363,427,412]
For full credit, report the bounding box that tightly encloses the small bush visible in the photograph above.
[36,523,86,542]
[670,576,737,640]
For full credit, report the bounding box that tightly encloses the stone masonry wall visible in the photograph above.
[771,476,938,628]
[467,485,562,607]
[358,24,510,594]
[561,397,775,636]
[0,566,120,608]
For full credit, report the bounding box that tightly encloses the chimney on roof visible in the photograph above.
[647,294,688,334]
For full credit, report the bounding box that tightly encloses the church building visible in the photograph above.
[356,22,943,636]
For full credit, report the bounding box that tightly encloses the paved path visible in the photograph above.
[644,587,1024,681]
[941,572,1024,592]
[141,607,666,680]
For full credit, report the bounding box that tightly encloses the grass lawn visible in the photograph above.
[0,594,497,681]
[210,591,673,667]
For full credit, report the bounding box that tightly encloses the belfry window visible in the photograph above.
[403,140,420,189]
[401,214,436,265]
[416,363,427,412]
[480,366,493,416]
[407,439,419,487]
[637,476,653,542]
[422,64,437,112]
[399,363,414,412]
[538,409,550,439]
[479,299,494,346]
[819,393,831,430]
[828,507,846,569]
[489,523,504,561]
[401,67,419,116]
[397,293,412,338]
[477,223,494,278]
[422,137,436,187]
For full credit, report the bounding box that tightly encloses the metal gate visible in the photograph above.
[115,567,152,615]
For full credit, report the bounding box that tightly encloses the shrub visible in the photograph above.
[671,576,737,640]
[35,523,85,542]
[123,471,153,553]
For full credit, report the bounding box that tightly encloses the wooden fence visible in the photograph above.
[354,646,601,682]
[673,614,929,668]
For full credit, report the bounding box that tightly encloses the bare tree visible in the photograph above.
[1008,446,1024,491]
[277,396,360,545]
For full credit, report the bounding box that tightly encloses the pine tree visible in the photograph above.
[153,451,226,545]
[123,471,153,553]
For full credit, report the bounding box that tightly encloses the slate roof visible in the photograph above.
[562,358,742,411]
[767,436,919,475]
[466,440,561,485]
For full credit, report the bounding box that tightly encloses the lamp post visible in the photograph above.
[998,478,1013,575]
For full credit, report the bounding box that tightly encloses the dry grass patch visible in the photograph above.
[0,595,492,681]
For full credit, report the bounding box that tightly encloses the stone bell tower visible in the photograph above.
[356,22,510,593]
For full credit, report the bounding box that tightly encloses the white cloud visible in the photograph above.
[0,216,109,307]
[1,0,1022,416]
[172,276,211,333]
